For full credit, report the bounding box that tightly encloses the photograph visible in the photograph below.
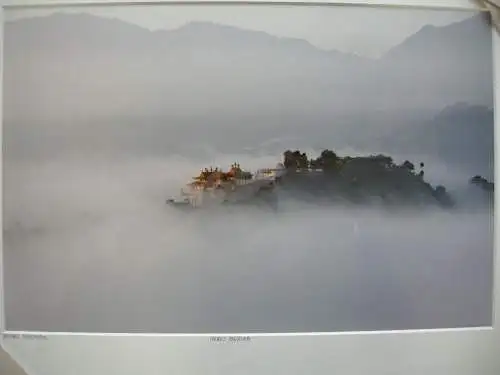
[2,4,495,334]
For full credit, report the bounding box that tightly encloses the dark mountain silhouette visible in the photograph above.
[381,103,494,176]
[430,103,494,174]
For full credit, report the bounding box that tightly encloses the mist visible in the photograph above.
[3,145,493,333]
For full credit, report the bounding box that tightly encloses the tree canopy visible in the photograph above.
[279,148,458,208]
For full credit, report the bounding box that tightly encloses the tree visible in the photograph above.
[283,150,295,169]
[319,149,338,171]
[372,154,393,166]
[297,152,309,170]
[320,149,337,160]
[283,150,309,170]
[402,160,415,171]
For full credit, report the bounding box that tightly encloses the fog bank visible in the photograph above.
[3,154,493,333]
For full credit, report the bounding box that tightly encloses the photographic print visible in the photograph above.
[2,4,495,333]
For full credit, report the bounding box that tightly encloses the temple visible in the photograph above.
[167,162,287,208]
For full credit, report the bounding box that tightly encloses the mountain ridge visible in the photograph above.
[3,11,493,131]
[6,11,485,59]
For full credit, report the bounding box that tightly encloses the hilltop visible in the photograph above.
[279,149,454,208]
[470,175,494,192]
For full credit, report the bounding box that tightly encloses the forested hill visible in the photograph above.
[277,149,493,209]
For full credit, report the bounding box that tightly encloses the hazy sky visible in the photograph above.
[5,5,476,57]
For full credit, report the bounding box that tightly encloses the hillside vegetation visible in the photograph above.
[280,149,455,208]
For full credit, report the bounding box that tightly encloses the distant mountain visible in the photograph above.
[3,12,493,125]
[383,13,492,62]
[382,102,494,176]
[375,13,493,110]
[429,103,493,173]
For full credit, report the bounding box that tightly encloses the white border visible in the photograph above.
[0,326,495,336]
[0,1,499,374]
[0,0,488,10]
[0,0,4,347]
